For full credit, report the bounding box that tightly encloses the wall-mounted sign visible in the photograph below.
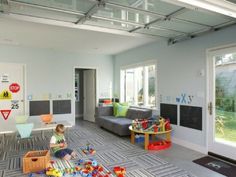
[11,100,19,109]
[0,110,11,120]
[0,90,12,100]
[9,83,20,93]
[1,74,9,83]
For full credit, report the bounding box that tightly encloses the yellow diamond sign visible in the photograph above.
[0,90,12,100]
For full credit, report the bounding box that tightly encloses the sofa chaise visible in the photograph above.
[95,106,152,136]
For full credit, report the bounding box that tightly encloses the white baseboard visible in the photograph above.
[172,137,208,154]
[75,114,83,118]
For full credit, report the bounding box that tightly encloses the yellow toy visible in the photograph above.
[159,118,165,132]
[46,168,63,177]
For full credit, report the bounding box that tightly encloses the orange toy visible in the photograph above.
[40,114,53,124]
[113,166,126,177]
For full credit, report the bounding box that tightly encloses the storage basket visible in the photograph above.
[23,150,50,174]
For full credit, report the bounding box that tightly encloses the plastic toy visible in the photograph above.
[148,140,171,150]
[81,143,96,155]
[76,158,111,177]
[40,114,53,124]
[113,166,126,177]
[159,118,165,131]
[132,116,171,133]
[165,119,171,131]
[135,135,145,143]
[46,167,63,177]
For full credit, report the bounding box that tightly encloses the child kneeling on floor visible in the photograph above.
[50,124,76,160]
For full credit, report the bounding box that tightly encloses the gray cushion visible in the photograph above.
[96,116,114,127]
[97,116,132,136]
[109,118,132,136]
[126,108,152,120]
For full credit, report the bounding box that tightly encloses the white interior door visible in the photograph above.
[0,63,25,131]
[208,46,236,160]
[83,69,96,122]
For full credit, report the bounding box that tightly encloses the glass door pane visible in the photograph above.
[136,67,144,106]
[215,52,236,147]
[147,65,156,107]
[125,69,135,105]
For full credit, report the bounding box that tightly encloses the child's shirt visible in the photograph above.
[50,133,66,153]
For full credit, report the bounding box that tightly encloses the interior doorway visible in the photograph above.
[74,68,97,122]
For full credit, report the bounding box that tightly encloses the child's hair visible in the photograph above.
[55,124,65,133]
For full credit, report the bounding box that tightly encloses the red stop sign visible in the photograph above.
[9,83,20,93]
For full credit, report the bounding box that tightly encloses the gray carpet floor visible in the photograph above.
[0,121,196,177]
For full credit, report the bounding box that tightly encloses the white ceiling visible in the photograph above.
[0,16,158,55]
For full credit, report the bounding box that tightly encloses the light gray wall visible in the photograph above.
[0,45,113,125]
[114,25,236,150]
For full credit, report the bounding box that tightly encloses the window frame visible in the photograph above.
[120,60,158,109]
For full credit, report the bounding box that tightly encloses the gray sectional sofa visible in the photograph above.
[95,106,152,136]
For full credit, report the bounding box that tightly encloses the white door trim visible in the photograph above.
[206,43,236,159]
[73,66,98,120]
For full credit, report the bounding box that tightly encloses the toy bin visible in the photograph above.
[148,140,171,151]
[135,135,145,143]
[23,150,50,174]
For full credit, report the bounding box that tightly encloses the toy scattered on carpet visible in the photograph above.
[113,166,126,177]
[46,159,80,176]
[46,167,63,177]
[81,143,96,155]
[132,116,171,132]
[40,158,112,177]
[76,158,112,177]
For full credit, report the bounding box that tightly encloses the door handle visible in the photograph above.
[208,102,213,115]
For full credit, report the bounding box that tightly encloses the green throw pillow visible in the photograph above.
[115,104,129,117]
[113,102,129,116]
[113,102,119,116]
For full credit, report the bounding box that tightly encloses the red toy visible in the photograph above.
[113,166,126,177]
[141,120,148,129]
[153,125,158,132]
[165,119,171,130]
[148,140,171,150]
